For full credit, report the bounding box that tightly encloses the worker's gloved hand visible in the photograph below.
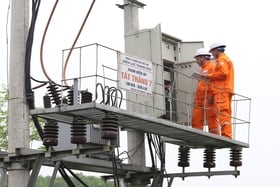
[200,72,209,81]
[208,95,214,105]
[201,72,208,77]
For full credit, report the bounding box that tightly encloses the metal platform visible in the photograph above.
[30,102,249,149]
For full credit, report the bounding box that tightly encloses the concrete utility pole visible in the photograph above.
[123,0,140,33]
[8,0,30,186]
[123,1,147,187]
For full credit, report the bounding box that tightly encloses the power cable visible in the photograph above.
[58,164,75,187]
[25,0,41,109]
[111,149,120,187]
[62,162,89,187]
[147,133,156,169]
[62,0,96,86]
[94,83,123,107]
[24,1,88,186]
[147,133,166,186]
[40,0,59,83]
[25,0,44,140]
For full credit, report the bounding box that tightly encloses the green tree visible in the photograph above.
[0,85,8,150]
[35,174,115,187]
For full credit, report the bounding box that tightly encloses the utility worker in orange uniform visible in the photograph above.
[206,42,234,139]
[192,48,219,135]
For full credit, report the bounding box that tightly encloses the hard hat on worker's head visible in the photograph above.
[194,48,211,59]
[209,41,226,52]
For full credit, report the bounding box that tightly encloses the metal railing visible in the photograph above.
[38,43,251,144]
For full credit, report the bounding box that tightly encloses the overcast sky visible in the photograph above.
[1,0,279,187]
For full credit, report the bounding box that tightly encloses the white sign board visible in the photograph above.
[118,53,153,96]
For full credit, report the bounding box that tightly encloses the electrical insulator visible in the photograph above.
[67,89,74,105]
[43,119,59,146]
[71,117,87,144]
[230,146,242,167]
[61,96,68,105]
[47,83,61,106]
[203,147,216,169]
[101,113,119,140]
[43,93,51,108]
[177,145,190,180]
[81,90,92,103]
[178,145,190,168]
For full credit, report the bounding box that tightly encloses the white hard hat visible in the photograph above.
[209,42,226,52]
[194,48,211,58]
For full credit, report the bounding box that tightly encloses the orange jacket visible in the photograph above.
[195,60,215,100]
[208,53,234,95]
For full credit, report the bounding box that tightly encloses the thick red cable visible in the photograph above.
[40,0,59,82]
[62,0,96,86]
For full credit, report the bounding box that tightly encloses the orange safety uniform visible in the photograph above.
[207,53,234,138]
[192,60,219,135]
